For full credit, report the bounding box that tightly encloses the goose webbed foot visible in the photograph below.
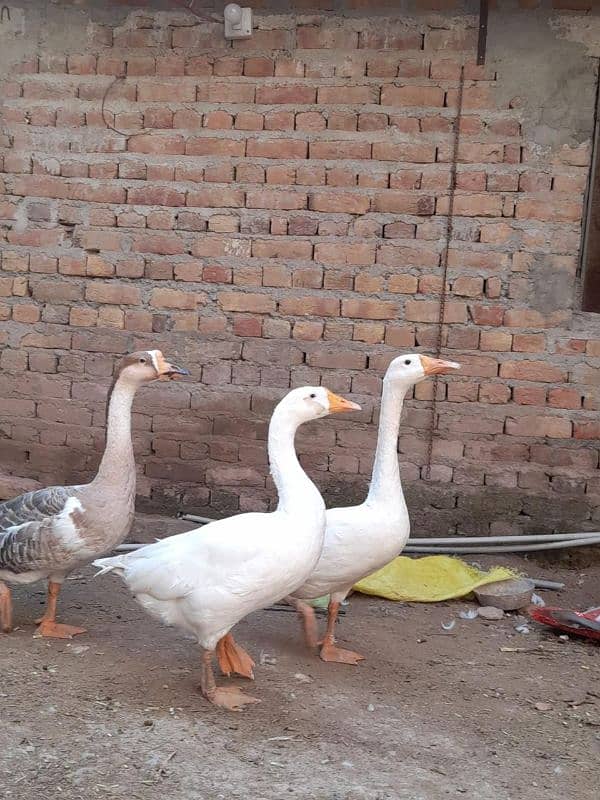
[319,598,364,666]
[320,642,365,665]
[216,633,255,679]
[199,648,260,711]
[33,580,86,638]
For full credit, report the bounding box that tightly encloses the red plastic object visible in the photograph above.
[527,605,600,642]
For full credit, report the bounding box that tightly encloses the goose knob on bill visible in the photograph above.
[93,386,360,712]
[0,350,189,639]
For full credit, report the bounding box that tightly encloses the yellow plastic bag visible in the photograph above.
[353,555,517,603]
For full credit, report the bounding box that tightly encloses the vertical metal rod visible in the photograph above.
[425,66,465,480]
[477,0,489,66]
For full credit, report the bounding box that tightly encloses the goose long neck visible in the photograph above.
[268,408,322,515]
[367,380,408,506]
[94,378,137,485]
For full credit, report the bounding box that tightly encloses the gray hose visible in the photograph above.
[404,536,600,554]
[408,532,599,544]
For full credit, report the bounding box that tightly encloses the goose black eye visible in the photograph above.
[404,359,411,365]
[310,393,316,399]
[139,357,146,364]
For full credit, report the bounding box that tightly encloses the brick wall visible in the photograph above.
[1,1,599,536]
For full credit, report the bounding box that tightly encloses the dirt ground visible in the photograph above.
[0,515,598,800]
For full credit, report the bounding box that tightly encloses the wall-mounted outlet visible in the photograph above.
[224,3,252,40]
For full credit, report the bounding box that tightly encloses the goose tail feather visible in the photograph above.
[92,555,126,577]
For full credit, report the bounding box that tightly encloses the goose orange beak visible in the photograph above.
[154,351,190,381]
[420,355,461,376]
[326,390,361,413]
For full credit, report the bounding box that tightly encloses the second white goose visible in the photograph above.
[287,354,460,664]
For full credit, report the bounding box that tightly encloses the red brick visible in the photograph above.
[499,361,566,383]
[127,186,185,206]
[247,139,307,159]
[298,26,358,49]
[202,265,232,284]
[373,193,434,215]
[574,422,600,440]
[519,171,552,192]
[264,111,295,131]
[246,189,306,210]
[279,296,340,317]
[341,298,397,320]
[438,194,503,217]
[516,198,582,222]
[553,173,587,193]
[381,85,444,107]
[469,305,505,326]
[138,82,196,102]
[126,57,155,76]
[372,142,436,163]
[218,291,275,313]
[480,330,512,352]
[150,288,200,310]
[133,234,185,256]
[67,184,125,204]
[506,415,571,439]
[504,308,567,328]
[233,315,263,337]
[252,240,312,260]
[359,30,422,50]
[294,112,325,132]
[405,300,467,324]
[186,138,246,157]
[309,192,369,214]
[244,57,274,77]
[548,388,581,409]
[314,243,374,266]
[235,112,264,131]
[512,333,545,353]
[86,282,140,305]
[317,85,379,104]
[187,187,245,208]
[256,85,316,104]
[310,141,371,160]
[185,56,212,76]
[377,244,439,268]
[203,110,234,130]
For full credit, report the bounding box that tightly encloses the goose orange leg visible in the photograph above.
[199,649,260,712]
[0,581,13,633]
[34,581,87,639]
[287,597,319,649]
[216,633,255,679]
[320,599,364,666]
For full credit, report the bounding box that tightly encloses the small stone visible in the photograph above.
[293,672,312,683]
[534,702,552,712]
[478,606,504,620]
[367,703,375,712]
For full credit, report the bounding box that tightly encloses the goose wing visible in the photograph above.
[0,486,73,529]
[0,487,85,574]
[104,513,279,602]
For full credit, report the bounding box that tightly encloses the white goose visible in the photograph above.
[0,350,189,638]
[287,354,460,664]
[93,386,360,711]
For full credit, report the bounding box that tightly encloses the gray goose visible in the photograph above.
[0,349,188,639]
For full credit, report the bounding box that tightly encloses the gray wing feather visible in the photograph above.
[0,487,74,574]
[0,486,71,529]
